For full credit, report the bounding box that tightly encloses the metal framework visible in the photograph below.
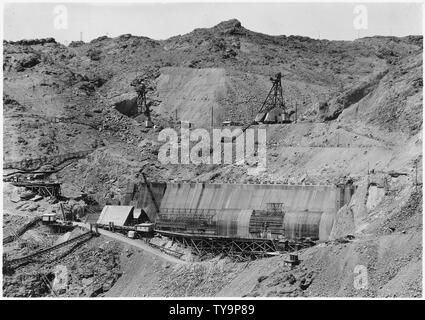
[257,72,285,116]
[135,83,148,114]
[240,72,291,133]
[133,81,153,126]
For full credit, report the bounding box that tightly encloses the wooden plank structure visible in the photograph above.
[157,230,316,261]
[10,181,61,197]
[160,230,280,261]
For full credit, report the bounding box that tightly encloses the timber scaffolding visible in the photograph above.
[159,230,313,261]
[10,181,62,197]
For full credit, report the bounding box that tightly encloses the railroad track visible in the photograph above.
[3,216,42,244]
[4,231,94,270]
[74,222,187,264]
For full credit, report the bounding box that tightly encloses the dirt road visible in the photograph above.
[73,222,187,264]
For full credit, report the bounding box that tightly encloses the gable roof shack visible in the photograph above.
[264,107,284,123]
[97,205,135,227]
[133,207,150,223]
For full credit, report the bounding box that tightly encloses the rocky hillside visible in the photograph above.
[3,19,423,298]
[3,18,422,197]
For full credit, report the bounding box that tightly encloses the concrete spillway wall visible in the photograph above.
[123,182,354,241]
[160,183,342,212]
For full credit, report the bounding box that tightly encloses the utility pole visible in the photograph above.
[80,32,83,42]
[367,162,370,187]
[295,101,298,122]
[211,105,214,128]
[415,159,418,192]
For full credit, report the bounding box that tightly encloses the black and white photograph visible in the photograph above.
[1,0,423,301]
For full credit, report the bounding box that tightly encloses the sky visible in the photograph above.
[3,2,423,44]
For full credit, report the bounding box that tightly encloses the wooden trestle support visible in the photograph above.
[168,234,282,261]
[10,182,61,197]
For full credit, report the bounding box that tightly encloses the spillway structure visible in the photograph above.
[122,182,354,258]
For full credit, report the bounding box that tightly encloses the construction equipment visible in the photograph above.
[135,223,154,233]
[131,78,153,128]
[127,230,136,239]
[239,72,294,134]
[57,203,74,226]
[254,72,293,124]
[42,213,57,224]
[284,253,300,268]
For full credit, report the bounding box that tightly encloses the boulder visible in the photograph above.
[30,195,43,202]
[20,190,36,200]
[27,203,40,211]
